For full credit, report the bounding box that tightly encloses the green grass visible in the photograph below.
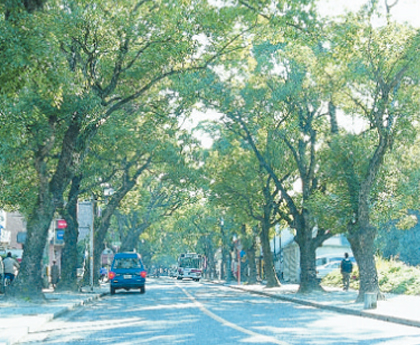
[321,257,420,295]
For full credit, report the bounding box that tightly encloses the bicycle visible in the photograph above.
[4,273,14,288]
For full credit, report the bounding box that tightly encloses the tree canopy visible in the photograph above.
[2,0,420,299]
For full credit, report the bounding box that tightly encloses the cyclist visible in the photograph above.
[3,252,20,284]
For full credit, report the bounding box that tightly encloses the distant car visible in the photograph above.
[316,261,342,278]
[316,255,346,267]
[108,252,147,295]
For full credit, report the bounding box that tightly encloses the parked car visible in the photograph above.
[316,261,342,278]
[316,255,345,267]
[108,252,147,295]
[168,268,177,278]
[316,256,357,278]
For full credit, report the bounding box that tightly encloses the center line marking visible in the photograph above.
[177,283,291,345]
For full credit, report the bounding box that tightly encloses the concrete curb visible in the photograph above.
[51,291,108,320]
[1,292,107,345]
[222,283,420,329]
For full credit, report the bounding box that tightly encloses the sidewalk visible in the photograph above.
[0,285,108,345]
[1,282,420,345]
[217,281,420,329]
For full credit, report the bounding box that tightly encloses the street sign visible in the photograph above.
[77,201,93,241]
[0,229,11,244]
[17,232,27,244]
[57,219,68,229]
[56,230,65,241]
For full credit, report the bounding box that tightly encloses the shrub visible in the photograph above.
[321,257,420,295]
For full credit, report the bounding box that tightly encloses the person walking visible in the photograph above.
[340,252,353,291]
[100,266,108,283]
[3,252,20,283]
[51,260,60,289]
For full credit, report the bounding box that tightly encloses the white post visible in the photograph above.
[364,292,377,309]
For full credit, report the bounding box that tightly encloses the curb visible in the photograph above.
[215,282,420,329]
[51,291,108,320]
[2,292,107,345]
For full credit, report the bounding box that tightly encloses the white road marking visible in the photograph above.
[177,283,291,345]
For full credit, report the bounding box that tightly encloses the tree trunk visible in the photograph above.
[93,224,107,285]
[92,157,152,283]
[238,224,257,284]
[296,228,321,293]
[119,223,149,252]
[56,175,82,292]
[9,114,84,299]
[220,223,228,280]
[260,220,280,288]
[348,224,383,302]
[221,247,227,280]
[8,204,54,300]
[245,240,257,284]
[93,183,137,283]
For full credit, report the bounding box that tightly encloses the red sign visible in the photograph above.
[57,219,68,229]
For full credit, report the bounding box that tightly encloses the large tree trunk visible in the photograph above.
[348,224,382,303]
[56,175,82,292]
[296,228,320,293]
[348,143,387,302]
[8,203,55,300]
[260,220,280,288]
[8,113,84,299]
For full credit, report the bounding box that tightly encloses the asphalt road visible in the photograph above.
[19,278,420,345]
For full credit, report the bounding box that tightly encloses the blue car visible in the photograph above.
[108,252,147,295]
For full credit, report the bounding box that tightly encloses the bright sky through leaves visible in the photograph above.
[187,0,420,148]
[318,0,420,27]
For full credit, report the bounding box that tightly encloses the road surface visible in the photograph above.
[19,278,420,344]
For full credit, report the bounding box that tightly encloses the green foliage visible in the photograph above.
[322,257,420,295]
[376,211,420,266]
[2,0,420,296]
[322,266,360,291]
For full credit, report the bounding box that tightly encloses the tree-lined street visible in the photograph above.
[2,4,420,341]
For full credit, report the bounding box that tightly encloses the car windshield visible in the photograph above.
[113,258,142,269]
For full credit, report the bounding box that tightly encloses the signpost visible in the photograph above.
[77,201,94,291]
[77,202,93,241]
[55,219,67,246]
